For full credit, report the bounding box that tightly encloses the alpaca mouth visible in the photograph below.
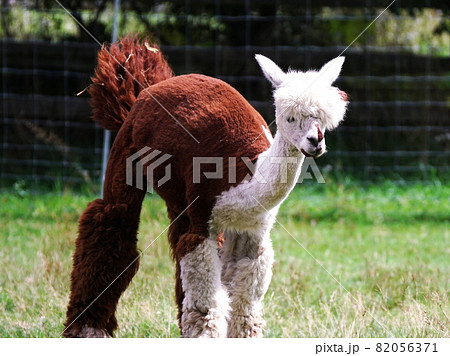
[301,149,325,158]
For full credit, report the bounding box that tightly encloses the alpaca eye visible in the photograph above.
[287,117,295,123]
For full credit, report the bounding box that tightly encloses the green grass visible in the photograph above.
[0,181,448,337]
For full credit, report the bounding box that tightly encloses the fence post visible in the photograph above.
[100,0,120,196]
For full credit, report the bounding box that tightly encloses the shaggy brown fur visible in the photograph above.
[64,37,270,337]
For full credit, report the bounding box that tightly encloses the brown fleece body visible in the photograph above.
[64,37,270,337]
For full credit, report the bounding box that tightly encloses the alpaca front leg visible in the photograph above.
[221,230,274,338]
[178,237,230,337]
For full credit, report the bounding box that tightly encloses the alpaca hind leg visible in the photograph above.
[63,196,144,337]
[221,230,274,338]
[177,236,230,337]
[63,121,149,337]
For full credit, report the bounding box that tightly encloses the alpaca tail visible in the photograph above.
[88,35,174,130]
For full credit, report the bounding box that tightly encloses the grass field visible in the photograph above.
[0,180,448,337]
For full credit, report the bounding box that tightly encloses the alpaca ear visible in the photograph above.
[255,54,286,88]
[318,56,345,84]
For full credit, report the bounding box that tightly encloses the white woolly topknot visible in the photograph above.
[255,55,348,130]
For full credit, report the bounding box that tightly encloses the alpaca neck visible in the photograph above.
[249,131,305,210]
[210,131,305,235]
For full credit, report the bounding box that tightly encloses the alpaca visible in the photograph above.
[63,37,348,338]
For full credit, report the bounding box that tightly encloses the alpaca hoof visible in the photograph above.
[181,308,228,338]
[228,314,265,338]
[64,325,109,338]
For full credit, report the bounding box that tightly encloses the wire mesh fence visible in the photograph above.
[1,0,449,191]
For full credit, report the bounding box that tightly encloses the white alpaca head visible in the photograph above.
[255,54,348,158]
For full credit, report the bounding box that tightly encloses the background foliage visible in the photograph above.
[0,0,449,189]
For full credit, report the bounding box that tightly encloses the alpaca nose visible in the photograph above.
[307,136,319,147]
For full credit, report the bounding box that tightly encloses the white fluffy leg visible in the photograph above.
[221,231,274,338]
[179,239,230,338]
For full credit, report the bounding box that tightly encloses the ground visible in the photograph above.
[0,180,448,337]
